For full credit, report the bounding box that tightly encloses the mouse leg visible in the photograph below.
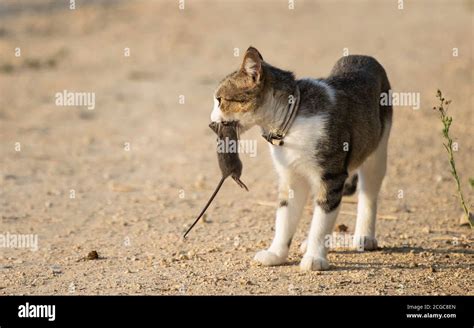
[254,171,309,266]
[232,176,248,191]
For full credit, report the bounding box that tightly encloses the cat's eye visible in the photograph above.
[216,97,222,105]
[225,98,245,103]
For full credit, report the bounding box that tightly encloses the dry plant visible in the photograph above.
[433,90,473,228]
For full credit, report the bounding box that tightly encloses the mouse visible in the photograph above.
[210,121,249,191]
[183,121,249,238]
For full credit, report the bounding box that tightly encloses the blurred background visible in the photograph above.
[0,0,472,295]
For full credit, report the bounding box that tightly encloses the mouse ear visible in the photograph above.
[209,122,219,134]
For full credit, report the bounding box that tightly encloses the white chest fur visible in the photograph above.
[269,114,328,181]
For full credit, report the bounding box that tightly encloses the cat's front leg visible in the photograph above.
[254,173,309,266]
[300,171,346,271]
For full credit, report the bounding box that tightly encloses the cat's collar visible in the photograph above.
[261,85,301,146]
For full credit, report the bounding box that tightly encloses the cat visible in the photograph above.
[210,46,392,271]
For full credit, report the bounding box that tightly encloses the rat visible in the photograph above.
[183,121,248,238]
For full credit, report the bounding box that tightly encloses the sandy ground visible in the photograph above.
[0,0,473,295]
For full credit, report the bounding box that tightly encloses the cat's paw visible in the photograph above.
[300,255,330,271]
[353,235,378,251]
[299,239,307,254]
[254,250,286,266]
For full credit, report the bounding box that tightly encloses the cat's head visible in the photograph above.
[210,47,268,130]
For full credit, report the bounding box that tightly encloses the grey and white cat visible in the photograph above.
[210,47,392,271]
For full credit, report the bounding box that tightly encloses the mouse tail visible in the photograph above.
[183,177,226,238]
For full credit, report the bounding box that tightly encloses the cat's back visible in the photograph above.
[329,55,386,77]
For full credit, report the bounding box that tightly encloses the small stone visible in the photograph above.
[201,214,210,223]
[51,266,62,275]
[288,284,299,295]
[194,174,206,189]
[459,212,473,227]
[205,247,219,253]
[421,226,431,234]
[68,282,76,293]
[178,252,189,261]
[86,251,99,260]
[335,224,348,233]
[233,236,241,247]
[239,278,253,285]
[178,284,187,294]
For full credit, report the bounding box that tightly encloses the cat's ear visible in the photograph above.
[241,46,263,83]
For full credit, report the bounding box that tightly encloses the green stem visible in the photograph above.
[437,93,472,227]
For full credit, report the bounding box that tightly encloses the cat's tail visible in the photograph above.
[342,173,358,196]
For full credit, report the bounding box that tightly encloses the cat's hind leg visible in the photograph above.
[353,125,390,251]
